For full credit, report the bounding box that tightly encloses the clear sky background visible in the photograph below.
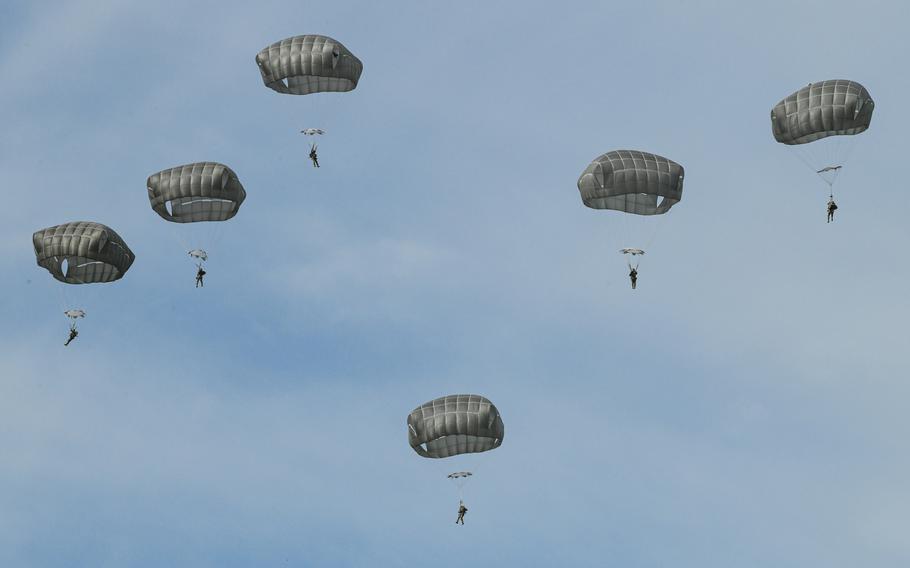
[2,0,910,566]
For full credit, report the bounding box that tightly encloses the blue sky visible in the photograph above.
[2,0,910,566]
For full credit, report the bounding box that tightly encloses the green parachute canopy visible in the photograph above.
[256,35,363,96]
[407,394,504,459]
[771,80,874,145]
[771,80,874,193]
[577,150,684,215]
[33,221,135,284]
[147,162,246,224]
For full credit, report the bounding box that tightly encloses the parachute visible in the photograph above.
[33,221,135,336]
[408,394,504,504]
[407,394,505,459]
[256,35,362,161]
[147,162,246,278]
[771,80,873,145]
[771,80,874,198]
[33,221,135,284]
[577,150,684,275]
[147,162,246,224]
[255,35,363,96]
